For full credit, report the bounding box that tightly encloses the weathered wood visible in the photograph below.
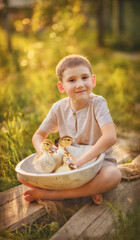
[50,180,140,240]
[0,184,29,207]
[0,183,45,231]
[78,181,139,240]
[0,184,90,231]
[0,192,47,231]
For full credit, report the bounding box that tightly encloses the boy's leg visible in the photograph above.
[91,162,118,205]
[22,166,121,203]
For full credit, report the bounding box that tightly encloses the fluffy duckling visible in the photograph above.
[55,151,77,173]
[53,136,79,168]
[33,139,57,173]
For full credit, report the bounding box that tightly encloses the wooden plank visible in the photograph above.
[0,184,47,231]
[0,184,29,207]
[50,190,120,240]
[50,179,140,240]
[78,181,139,240]
[0,184,90,231]
[0,193,46,231]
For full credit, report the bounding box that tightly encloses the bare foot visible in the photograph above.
[91,193,103,205]
[24,188,49,202]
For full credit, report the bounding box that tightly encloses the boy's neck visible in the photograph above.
[69,96,90,112]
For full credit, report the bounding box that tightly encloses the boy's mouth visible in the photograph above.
[75,90,86,93]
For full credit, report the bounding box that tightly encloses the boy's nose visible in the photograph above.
[76,80,84,88]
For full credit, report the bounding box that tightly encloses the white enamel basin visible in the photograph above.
[15,145,105,190]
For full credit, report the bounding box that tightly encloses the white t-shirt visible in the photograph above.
[40,93,116,163]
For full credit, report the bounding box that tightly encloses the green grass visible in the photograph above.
[104,203,140,240]
[0,221,59,240]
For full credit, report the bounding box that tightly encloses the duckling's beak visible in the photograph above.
[66,158,71,164]
[71,141,80,147]
[51,145,58,152]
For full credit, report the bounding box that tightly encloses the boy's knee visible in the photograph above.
[112,167,122,185]
[103,166,122,186]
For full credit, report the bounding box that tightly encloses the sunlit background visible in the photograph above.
[0,0,140,191]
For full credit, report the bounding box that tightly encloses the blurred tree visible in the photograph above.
[81,0,106,47]
[113,0,120,42]
[0,0,140,52]
[103,0,111,32]
[96,0,104,46]
[31,0,86,52]
[31,0,71,32]
[2,0,12,52]
[123,0,140,49]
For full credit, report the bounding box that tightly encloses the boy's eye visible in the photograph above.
[82,76,88,80]
[69,79,75,82]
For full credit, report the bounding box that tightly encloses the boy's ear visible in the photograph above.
[92,74,96,88]
[57,82,66,93]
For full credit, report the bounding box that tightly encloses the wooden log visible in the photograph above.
[50,179,140,240]
[0,184,29,207]
[0,184,90,231]
[0,193,47,231]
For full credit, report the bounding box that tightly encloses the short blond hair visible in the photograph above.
[56,55,92,82]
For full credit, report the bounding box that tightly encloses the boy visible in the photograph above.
[17,55,121,205]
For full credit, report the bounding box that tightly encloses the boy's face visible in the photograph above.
[57,65,96,102]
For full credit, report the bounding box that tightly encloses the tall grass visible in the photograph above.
[0,221,59,240]
[0,112,33,191]
[104,203,140,240]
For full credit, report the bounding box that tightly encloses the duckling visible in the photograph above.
[53,136,79,169]
[54,151,77,173]
[33,139,57,173]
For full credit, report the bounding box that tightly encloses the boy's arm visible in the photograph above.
[72,122,117,168]
[32,128,49,153]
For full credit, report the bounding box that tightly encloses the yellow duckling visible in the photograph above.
[33,139,57,173]
[55,151,77,173]
[53,136,79,168]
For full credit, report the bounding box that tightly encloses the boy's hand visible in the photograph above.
[70,155,81,168]
[71,154,77,161]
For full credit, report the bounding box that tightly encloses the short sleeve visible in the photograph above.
[94,97,113,128]
[39,104,58,133]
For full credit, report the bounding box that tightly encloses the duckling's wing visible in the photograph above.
[53,150,64,168]
[33,152,43,163]
[55,165,71,173]
[33,153,56,173]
